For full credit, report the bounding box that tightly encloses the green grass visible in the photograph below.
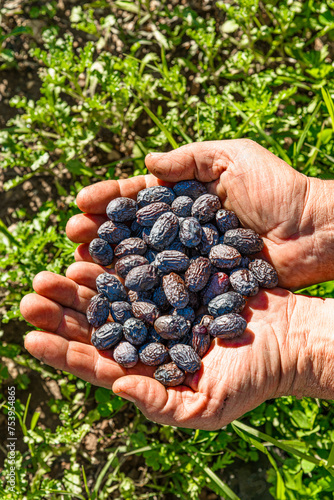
[1,0,334,498]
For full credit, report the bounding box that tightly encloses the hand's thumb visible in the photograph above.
[145,141,236,183]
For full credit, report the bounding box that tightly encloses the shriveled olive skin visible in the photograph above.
[163,272,189,309]
[115,255,149,280]
[209,244,241,269]
[184,257,211,292]
[98,220,131,244]
[201,272,230,305]
[154,315,190,340]
[96,273,127,302]
[169,344,202,373]
[191,194,221,223]
[114,237,147,258]
[125,265,159,292]
[154,250,190,274]
[106,197,137,222]
[113,341,138,367]
[216,209,240,234]
[89,238,114,266]
[136,202,171,227]
[132,300,160,325]
[208,313,247,339]
[179,217,202,248]
[110,301,133,324]
[91,322,123,350]
[173,180,207,200]
[86,293,110,328]
[123,318,148,346]
[149,212,179,251]
[154,362,186,386]
[139,342,169,366]
[137,186,175,208]
[224,228,264,254]
[208,291,246,317]
[191,324,211,358]
[249,259,278,288]
[172,196,193,217]
[229,268,259,296]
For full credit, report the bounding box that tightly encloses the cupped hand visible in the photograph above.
[67,139,328,291]
[20,264,299,430]
[20,138,324,430]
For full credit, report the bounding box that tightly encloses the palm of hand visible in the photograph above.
[20,139,303,430]
[147,139,312,289]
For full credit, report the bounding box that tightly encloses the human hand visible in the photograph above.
[67,139,334,291]
[17,263,300,429]
[20,139,334,430]
[20,266,334,429]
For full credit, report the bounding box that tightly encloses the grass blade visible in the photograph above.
[321,87,334,132]
[30,411,40,431]
[233,110,258,139]
[296,99,321,156]
[81,465,90,498]
[233,420,325,467]
[133,94,178,149]
[179,443,240,500]
[232,423,286,499]
[326,442,334,469]
[92,448,119,495]
[203,465,241,500]
[23,393,31,426]
[0,219,19,246]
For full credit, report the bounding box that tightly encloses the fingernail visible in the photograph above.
[148,152,164,157]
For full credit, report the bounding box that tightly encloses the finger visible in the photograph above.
[73,245,119,272]
[20,293,91,343]
[74,244,94,263]
[66,261,112,289]
[145,141,239,183]
[33,271,95,313]
[66,214,108,243]
[76,174,160,214]
[113,375,213,428]
[24,331,156,387]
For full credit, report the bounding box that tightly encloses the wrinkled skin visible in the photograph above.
[20,139,334,430]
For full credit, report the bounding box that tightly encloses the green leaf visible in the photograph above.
[3,172,36,191]
[221,20,239,33]
[225,95,292,165]
[0,219,19,246]
[95,387,111,403]
[202,465,241,500]
[31,152,50,171]
[30,411,40,431]
[232,423,286,499]
[290,410,313,429]
[98,142,114,153]
[114,1,140,13]
[317,128,333,144]
[66,160,96,177]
